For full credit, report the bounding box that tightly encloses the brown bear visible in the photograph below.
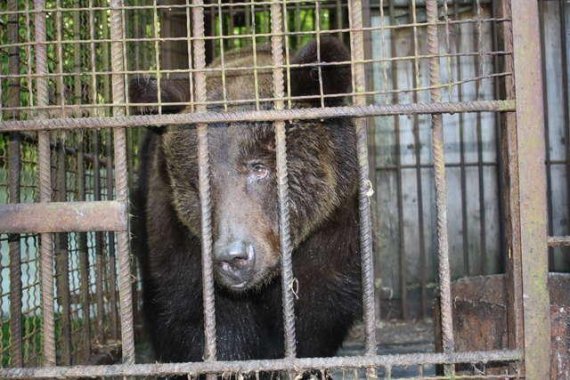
[130,37,362,368]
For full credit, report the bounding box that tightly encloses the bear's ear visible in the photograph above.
[289,37,351,106]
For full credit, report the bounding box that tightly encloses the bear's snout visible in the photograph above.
[214,240,256,289]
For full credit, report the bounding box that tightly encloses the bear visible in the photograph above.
[130,37,363,373]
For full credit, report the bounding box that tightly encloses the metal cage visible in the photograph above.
[0,0,562,378]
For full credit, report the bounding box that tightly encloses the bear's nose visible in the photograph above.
[215,241,255,287]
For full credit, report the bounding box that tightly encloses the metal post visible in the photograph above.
[509,0,551,378]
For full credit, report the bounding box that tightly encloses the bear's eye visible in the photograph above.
[248,162,270,180]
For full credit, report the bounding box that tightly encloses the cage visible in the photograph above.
[0,0,565,378]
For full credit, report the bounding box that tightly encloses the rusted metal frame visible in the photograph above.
[348,0,377,357]
[0,201,127,234]
[92,133,106,345]
[453,0,471,277]
[510,0,551,378]
[426,0,455,375]
[389,0,407,321]
[496,0,524,368]
[560,0,570,263]
[109,0,136,365]
[538,0,555,270]
[407,0,428,319]
[473,0,488,276]
[105,134,119,340]
[55,140,72,366]
[269,0,296,359]
[0,349,522,378]
[6,0,23,368]
[33,0,57,367]
[192,0,218,364]
[0,100,516,133]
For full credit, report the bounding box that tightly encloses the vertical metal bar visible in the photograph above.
[270,0,296,359]
[538,0,555,270]
[559,0,570,264]
[496,0,525,365]
[109,0,136,365]
[73,1,92,360]
[473,0,488,275]
[426,0,455,369]
[453,1,470,277]
[106,135,119,340]
[406,0,428,319]
[192,0,217,363]
[93,133,105,343]
[7,0,23,368]
[76,132,91,360]
[34,0,57,367]
[55,140,71,366]
[348,0,377,357]
[387,1,407,321]
[510,0,551,378]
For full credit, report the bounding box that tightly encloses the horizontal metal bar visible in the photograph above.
[0,201,127,233]
[0,350,521,378]
[0,100,515,132]
[547,236,570,247]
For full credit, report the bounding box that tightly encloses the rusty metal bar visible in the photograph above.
[33,0,56,367]
[55,140,72,366]
[454,0,470,277]
[192,0,218,363]
[7,0,23,368]
[426,1,455,375]
[0,100,516,132]
[510,0,551,378]
[348,0,377,357]
[548,236,570,247]
[93,132,106,345]
[270,0,296,359]
[0,349,522,378]
[539,0,555,269]
[109,0,136,365]
[75,131,92,360]
[390,0,407,320]
[473,0,488,277]
[560,0,570,264]
[406,0,428,319]
[0,201,128,233]
[496,2,525,375]
[105,134,119,340]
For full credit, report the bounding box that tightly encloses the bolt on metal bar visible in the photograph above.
[0,349,522,379]
[33,0,57,367]
[426,0,455,370]
[192,0,218,363]
[348,0,377,358]
[7,0,23,368]
[510,0,551,377]
[109,0,136,365]
[270,0,297,359]
[0,100,516,132]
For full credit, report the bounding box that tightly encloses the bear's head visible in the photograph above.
[131,38,358,292]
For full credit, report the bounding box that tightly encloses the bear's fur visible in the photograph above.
[130,37,362,365]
